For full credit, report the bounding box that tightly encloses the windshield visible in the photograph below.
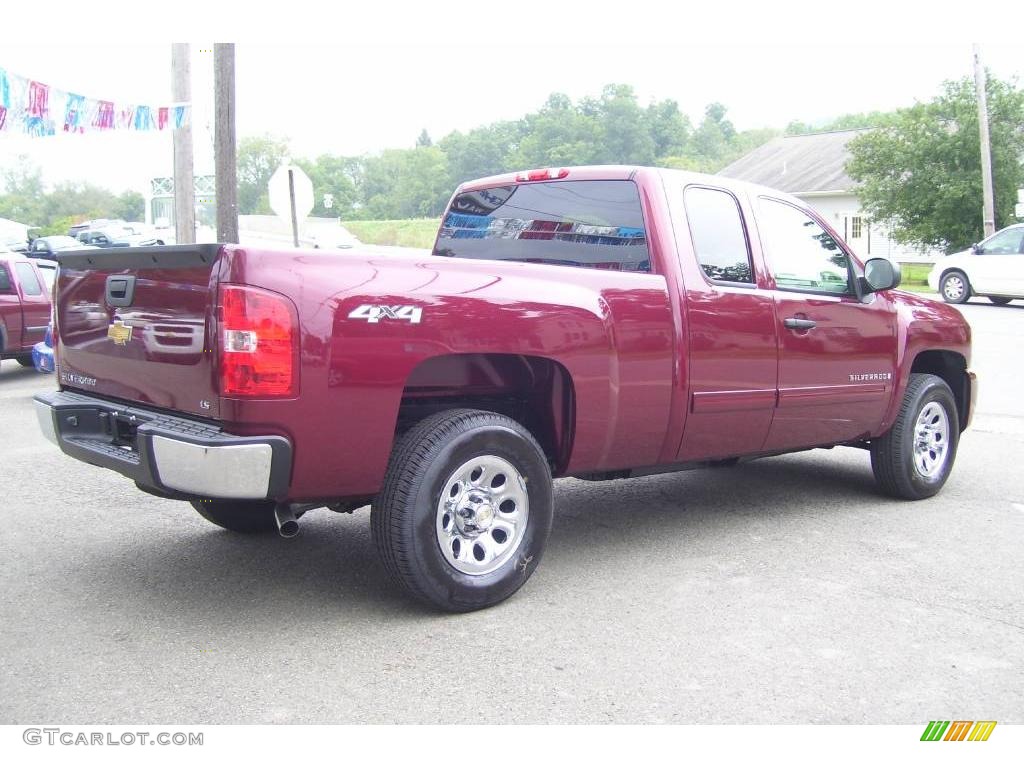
[48,236,81,249]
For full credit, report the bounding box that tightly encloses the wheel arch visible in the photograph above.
[910,349,971,431]
[395,353,576,475]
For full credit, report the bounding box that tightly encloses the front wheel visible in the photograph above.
[940,271,971,304]
[871,374,959,500]
[16,354,34,368]
[371,409,553,612]
[190,499,278,533]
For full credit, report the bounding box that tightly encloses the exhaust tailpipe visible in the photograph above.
[274,504,299,538]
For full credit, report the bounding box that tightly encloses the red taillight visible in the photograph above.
[218,284,298,397]
[515,167,570,182]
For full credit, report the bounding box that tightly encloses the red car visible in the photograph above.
[1,254,52,369]
[36,166,975,611]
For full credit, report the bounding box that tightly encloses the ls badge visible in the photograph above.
[107,319,133,345]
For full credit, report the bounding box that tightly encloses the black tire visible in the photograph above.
[988,296,1013,305]
[871,374,959,500]
[940,270,971,304]
[372,409,553,612]
[16,354,34,368]
[190,499,278,533]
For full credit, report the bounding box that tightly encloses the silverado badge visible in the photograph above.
[107,319,133,345]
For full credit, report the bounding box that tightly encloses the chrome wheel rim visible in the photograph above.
[913,401,950,479]
[436,455,529,575]
[943,276,965,300]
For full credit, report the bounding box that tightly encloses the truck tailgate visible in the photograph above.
[55,245,222,420]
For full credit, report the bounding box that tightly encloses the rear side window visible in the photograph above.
[434,180,650,272]
[15,263,42,296]
[683,186,754,284]
[36,263,57,293]
[0,266,11,292]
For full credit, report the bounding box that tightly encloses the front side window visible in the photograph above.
[758,198,852,294]
[980,228,1024,255]
[15,263,42,296]
[0,265,11,293]
[435,180,650,272]
[683,186,754,284]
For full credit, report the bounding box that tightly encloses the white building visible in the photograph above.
[720,129,943,263]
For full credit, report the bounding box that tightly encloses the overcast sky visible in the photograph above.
[1,2,1019,195]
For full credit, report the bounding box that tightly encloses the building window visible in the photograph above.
[851,216,863,239]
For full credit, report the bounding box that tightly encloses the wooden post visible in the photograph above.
[973,43,996,238]
[171,43,195,245]
[214,43,239,243]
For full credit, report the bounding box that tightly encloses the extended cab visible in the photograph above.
[1,254,53,369]
[35,166,976,611]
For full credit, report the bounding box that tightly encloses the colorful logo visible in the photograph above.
[920,721,997,742]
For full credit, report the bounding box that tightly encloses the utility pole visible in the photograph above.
[171,43,195,245]
[214,43,239,243]
[973,43,996,238]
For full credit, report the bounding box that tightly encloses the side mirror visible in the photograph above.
[863,258,901,293]
[971,243,981,254]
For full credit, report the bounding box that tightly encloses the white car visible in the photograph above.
[928,224,1024,304]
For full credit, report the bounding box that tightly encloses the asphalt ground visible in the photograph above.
[1,298,1021,724]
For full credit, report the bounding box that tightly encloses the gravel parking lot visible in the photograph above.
[1,299,1022,724]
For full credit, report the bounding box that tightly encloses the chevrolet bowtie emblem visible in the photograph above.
[107,320,133,345]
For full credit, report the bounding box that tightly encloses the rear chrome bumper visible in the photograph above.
[34,390,291,500]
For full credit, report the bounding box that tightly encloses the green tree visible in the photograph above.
[295,154,364,219]
[113,190,145,221]
[511,93,601,168]
[689,102,737,167]
[847,75,1024,253]
[361,147,450,219]
[583,84,657,165]
[0,158,46,224]
[416,129,433,147]
[439,121,522,188]
[645,98,692,160]
[237,135,290,214]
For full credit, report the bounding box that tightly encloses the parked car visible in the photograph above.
[76,227,163,248]
[1,232,30,254]
[308,226,361,250]
[36,166,975,611]
[928,223,1024,304]
[0,254,51,369]
[68,219,122,239]
[28,235,96,259]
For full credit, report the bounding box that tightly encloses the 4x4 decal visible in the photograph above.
[347,304,423,324]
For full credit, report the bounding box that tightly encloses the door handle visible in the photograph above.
[784,317,817,330]
[105,275,136,307]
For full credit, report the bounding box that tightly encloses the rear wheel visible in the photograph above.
[190,499,278,533]
[940,271,971,304]
[372,409,553,612]
[16,354,34,368]
[988,296,1013,305]
[871,374,959,500]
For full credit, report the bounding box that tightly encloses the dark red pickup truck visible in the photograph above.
[35,166,975,611]
[1,254,53,368]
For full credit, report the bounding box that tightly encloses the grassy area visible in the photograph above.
[900,263,931,286]
[342,219,441,249]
